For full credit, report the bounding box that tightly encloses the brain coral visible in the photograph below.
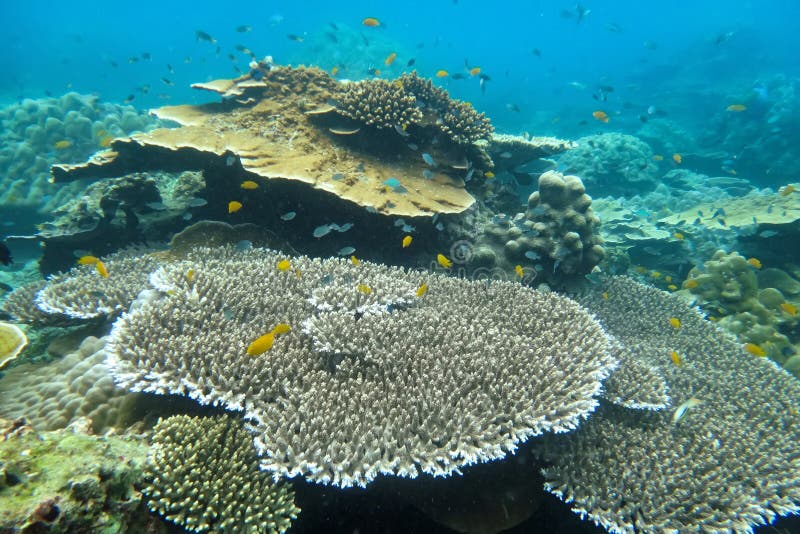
[536,276,800,533]
[107,246,614,487]
[557,133,659,196]
[0,93,156,212]
[144,414,298,533]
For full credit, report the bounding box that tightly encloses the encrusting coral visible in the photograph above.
[106,246,615,488]
[535,276,800,533]
[144,414,298,533]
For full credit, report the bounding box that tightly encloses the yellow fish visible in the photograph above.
[54,140,72,150]
[331,66,339,76]
[601,292,609,300]
[592,110,609,123]
[743,343,766,357]
[96,260,109,278]
[779,302,797,317]
[683,279,699,289]
[672,153,682,164]
[247,332,275,356]
[384,52,397,66]
[240,180,259,190]
[350,255,360,266]
[276,259,291,271]
[653,154,664,161]
[357,283,372,295]
[651,271,662,279]
[437,254,452,269]
[435,69,449,78]
[484,171,495,178]
[668,317,681,329]
[726,104,747,112]
[77,255,100,265]
[228,200,243,213]
[667,284,678,291]
[271,323,291,335]
[669,350,683,366]
[469,66,481,76]
[665,275,673,283]
[402,235,412,248]
[746,257,762,269]
[779,184,795,196]
[416,282,428,297]
[514,265,524,278]
[186,268,196,282]
[672,232,684,240]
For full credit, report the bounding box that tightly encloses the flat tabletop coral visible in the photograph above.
[51,66,480,218]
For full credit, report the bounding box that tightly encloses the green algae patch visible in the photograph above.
[0,421,160,532]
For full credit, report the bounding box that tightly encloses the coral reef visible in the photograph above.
[0,416,157,532]
[106,246,614,488]
[0,336,138,433]
[0,93,156,213]
[53,66,477,218]
[471,171,604,285]
[336,78,423,130]
[144,414,298,533]
[600,339,669,410]
[684,250,797,362]
[0,321,27,369]
[536,276,800,533]
[557,133,660,196]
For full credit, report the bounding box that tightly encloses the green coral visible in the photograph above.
[143,414,299,533]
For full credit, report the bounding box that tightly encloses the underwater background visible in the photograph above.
[1,0,800,533]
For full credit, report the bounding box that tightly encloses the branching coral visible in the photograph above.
[107,246,614,487]
[144,414,298,533]
[536,276,800,533]
[336,79,422,129]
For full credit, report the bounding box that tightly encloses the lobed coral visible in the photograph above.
[471,171,604,285]
[0,93,156,212]
[557,133,659,197]
[144,414,298,533]
[106,246,614,488]
[536,276,800,533]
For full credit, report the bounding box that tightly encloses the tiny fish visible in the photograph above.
[726,104,747,112]
[422,153,436,166]
[394,219,406,227]
[422,169,435,180]
[437,254,452,269]
[779,184,795,196]
[407,58,415,67]
[357,283,372,295]
[672,153,682,164]
[334,222,354,233]
[236,25,252,33]
[759,230,778,238]
[746,257,762,269]
[350,255,360,266]
[313,224,332,238]
[779,302,797,317]
[54,140,72,150]
[195,30,216,44]
[435,69,449,78]
[416,282,428,297]
[77,255,100,265]
[435,222,444,231]
[683,279,699,289]
[601,292,609,300]
[280,211,297,221]
[241,180,259,190]
[96,260,109,278]
[277,259,291,272]
[331,172,345,181]
[515,265,524,278]
[271,323,291,335]
[667,284,678,291]
[393,123,409,137]
[653,154,664,161]
[672,397,701,424]
[247,332,275,356]
[669,350,683,366]
[337,246,356,256]
[668,317,681,329]
[744,343,766,357]
[673,232,684,240]
[161,77,174,86]
[228,201,243,213]
[384,52,397,65]
[592,110,609,123]
[401,224,415,233]
[524,251,540,260]
[485,171,495,178]
[187,198,208,207]
[362,17,381,27]
[402,235,412,248]
[235,240,253,252]
[287,34,304,42]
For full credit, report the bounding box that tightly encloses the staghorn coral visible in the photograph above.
[144,414,298,533]
[536,276,800,533]
[336,79,422,129]
[471,171,604,285]
[107,246,614,488]
[0,336,138,433]
[557,133,659,197]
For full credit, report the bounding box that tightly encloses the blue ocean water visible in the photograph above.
[2,0,798,148]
